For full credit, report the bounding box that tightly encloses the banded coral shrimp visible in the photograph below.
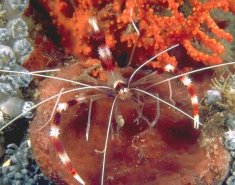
[0,10,234,184]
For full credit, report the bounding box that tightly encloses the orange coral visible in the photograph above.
[228,0,235,13]
[37,0,233,68]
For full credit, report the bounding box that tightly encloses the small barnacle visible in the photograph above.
[21,101,35,118]
[0,28,10,44]
[7,18,28,39]
[0,97,34,119]
[0,45,16,69]
[0,75,19,95]
[10,64,32,87]
[4,0,30,18]
[13,38,33,56]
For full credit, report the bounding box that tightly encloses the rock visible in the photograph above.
[204,89,222,106]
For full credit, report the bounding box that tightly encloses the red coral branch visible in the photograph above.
[37,0,233,68]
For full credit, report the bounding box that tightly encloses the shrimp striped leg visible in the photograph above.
[164,64,200,129]
[180,76,200,129]
[88,17,115,70]
[47,85,112,184]
[50,98,86,185]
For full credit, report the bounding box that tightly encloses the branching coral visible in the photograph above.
[228,0,235,14]
[36,0,233,69]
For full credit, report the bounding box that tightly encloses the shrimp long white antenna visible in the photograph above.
[146,61,235,90]
[130,8,140,36]
[0,69,93,87]
[150,93,161,127]
[86,94,107,141]
[0,86,112,131]
[131,88,201,129]
[88,17,100,33]
[39,88,64,131]
[131,70,158,87]
[101,96,118,185]
[29,69,60,74]
[127,44,179,87]
[168,80,175,105]
[0,68,114,96]
[127,7,140,66]
[86,99,93,141]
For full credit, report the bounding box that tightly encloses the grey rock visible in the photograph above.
[231,150,235,158]
[0,97,35,119]
[227,175,235,185]
[204,89,222,106]
[0,140,54,185]
[225,114,235,130]
[0,45,16,69]
[14,172,22,179]
[224,131,235,150]
[4,0,30,19]
[0,28,10,44]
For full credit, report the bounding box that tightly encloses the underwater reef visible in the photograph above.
[0,0,235,185]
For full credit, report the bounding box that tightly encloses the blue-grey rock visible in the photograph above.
[0,140,54,185]
[14,172,22,179]
[2,166,8,174]
[0,97,35,119]
[224,131,235,150]
[20,169,27,175]
[0,28,10,44]
[4,0,30,19]
[231,151,235,158]
[204,89,222,106]
[225,114,235,130]
[0,45,16,69]
[227,175,235,185]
